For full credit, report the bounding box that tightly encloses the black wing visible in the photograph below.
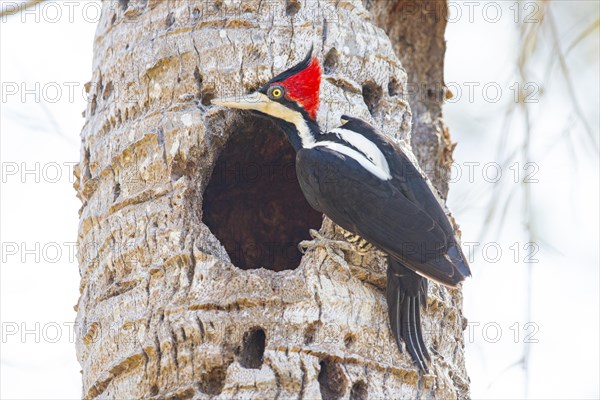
[340,116,457,237]
[296,141,470,286]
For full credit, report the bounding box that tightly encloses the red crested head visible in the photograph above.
[275,56,321,120]
[212,47,323,149]
[261,49,322,120]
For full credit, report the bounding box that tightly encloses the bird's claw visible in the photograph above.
[298,230,355,268]
[341,230,374,255]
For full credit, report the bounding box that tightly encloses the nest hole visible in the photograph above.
[202,115,323,271]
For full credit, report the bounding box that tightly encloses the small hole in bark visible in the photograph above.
[362,81,383,116]
[118,0,129,11]
[150,384,159,396]
[200,90,215,106]
[192,8,200,19]
[343,333,354,348]
[193,67,203,96]
[427,87,443,101]
[113,183,121,201]
[323,48,340,74]
[239,327,266,369]
[202,115,322,271]
[388,77,401,97]
[165,12,175,28]
[350,381,368,400]
[198,365,228,396]
[111,13,116,25]
[286,0,301,15]
[318,360,348,400]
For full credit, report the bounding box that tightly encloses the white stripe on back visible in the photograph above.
[307,128,392,181]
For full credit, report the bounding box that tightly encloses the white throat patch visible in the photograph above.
[250,93,314,147]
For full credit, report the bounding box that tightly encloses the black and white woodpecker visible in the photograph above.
[211,49,471,370]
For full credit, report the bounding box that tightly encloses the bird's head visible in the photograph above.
[211,48,322,148]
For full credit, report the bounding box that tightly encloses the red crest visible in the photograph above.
[272,56,322,120]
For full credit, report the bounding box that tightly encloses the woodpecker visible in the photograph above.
[212,49,471,370]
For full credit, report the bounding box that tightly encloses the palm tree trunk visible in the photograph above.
[74,0,469,398]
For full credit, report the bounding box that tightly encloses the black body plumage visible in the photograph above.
[296,116,470,286]
[295,116,470,370]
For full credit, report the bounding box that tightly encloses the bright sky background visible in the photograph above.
[1,1,598,399]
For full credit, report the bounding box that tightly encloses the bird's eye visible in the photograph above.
[268,86,284,99]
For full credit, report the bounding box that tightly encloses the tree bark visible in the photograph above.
[366,0,454,196]
[74,0,469,399]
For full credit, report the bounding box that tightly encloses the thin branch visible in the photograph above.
[546,7,599,152]
[565,18,600,56]
[0,0,45,18]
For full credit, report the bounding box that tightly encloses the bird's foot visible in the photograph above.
[341,231,374,255]
[298,229,354,267]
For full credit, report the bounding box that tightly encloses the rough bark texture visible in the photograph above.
[74,0,468,399]
[367,0,454,196]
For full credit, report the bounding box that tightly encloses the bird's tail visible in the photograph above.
[387,258,430,371]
